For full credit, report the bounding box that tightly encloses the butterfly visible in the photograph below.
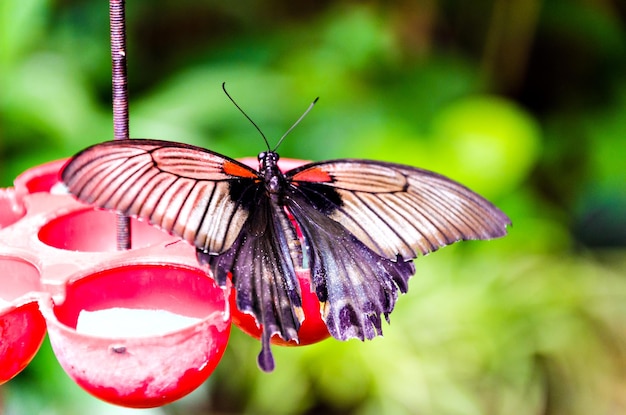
[61,86,511,372]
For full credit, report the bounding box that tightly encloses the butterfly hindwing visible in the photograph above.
[287,191,415,340]
[198,193,304,372]
[61,139,257,254]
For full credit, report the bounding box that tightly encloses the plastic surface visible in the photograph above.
[0,159,231,406]
[42,263,231,407]
[0,256,46,384]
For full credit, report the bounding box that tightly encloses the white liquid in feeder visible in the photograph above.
[50,182,70,195]
[76,307,202,338]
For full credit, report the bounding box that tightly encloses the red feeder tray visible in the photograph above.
[0,256,46,384]
[0,159,232,406]
[41,262,230,407]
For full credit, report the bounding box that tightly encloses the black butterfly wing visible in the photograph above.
[287,193,415,340]
[284,159,510,340]
[197,195,303,372]
[61,139,258,255]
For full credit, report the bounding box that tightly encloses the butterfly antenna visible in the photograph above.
[222,82,271,151]
[273,97,319,151]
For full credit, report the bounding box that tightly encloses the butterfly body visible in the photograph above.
[62,138,511,372]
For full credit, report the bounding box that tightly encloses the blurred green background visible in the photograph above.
[1,0,625,414]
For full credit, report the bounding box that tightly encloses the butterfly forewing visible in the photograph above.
[61,139,257,254]
[286,159,511,260]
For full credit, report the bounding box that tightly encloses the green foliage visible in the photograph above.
[1,1,625,414]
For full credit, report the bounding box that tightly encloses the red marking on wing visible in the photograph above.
[223,160,258,179]
[291,167,332,183]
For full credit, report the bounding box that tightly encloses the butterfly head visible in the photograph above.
[258,151,280,169]
[258,151,283,194]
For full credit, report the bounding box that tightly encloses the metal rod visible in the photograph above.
[110,0,131,250]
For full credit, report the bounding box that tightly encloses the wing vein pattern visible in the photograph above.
[288,159,510,261]
[61,139,256,254]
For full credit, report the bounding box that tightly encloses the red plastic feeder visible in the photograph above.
[0,188,26,228]
[0,160,233,407]
[38,208,172,252]
[0,256,47,384]
[41,263,230,408]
